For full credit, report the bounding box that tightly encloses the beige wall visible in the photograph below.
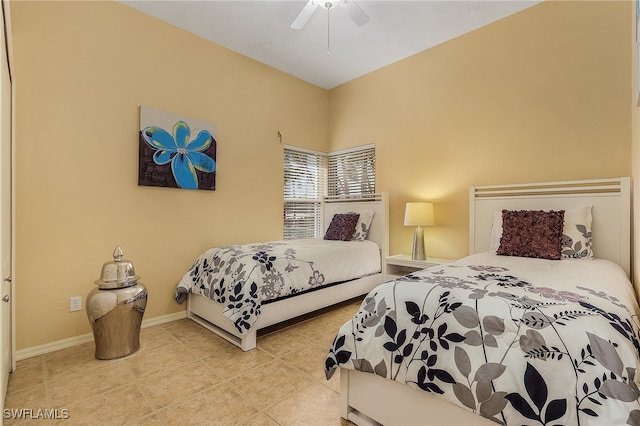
[633,0,639,289]
[11,1,328,350]
[329,0,633,260]
[10,0,635,352]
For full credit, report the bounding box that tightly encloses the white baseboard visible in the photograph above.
[139,311,186,328]
[15,311,187,361]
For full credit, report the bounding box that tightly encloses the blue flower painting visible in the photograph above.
[138,107,217,190]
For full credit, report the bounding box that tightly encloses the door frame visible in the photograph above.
[2,0,14,374]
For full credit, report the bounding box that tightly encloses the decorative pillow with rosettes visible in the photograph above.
[497,209,565,260]
[324,213,360,241]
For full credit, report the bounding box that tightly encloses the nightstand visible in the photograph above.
[385,254,451,280]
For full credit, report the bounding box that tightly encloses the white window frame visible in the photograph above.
[328,144,376,198]
[284,144,375,239]
[283,146,327,239]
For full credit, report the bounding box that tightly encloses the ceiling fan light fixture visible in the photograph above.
[291,0,369,30]
[316,0,343,10]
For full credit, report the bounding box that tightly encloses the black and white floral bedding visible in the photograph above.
[325,252,640,425]
[175,238,380,333]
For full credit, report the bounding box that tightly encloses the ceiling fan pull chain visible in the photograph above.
[327,4,331,55]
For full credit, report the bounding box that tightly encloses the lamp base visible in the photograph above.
[412,226,426,261]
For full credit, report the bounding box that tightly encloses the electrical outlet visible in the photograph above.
[70,296,82,312]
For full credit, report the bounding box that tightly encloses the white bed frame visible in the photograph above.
[340,177,632,426]
[186,193,389,351]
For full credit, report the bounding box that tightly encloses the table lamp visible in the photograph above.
[404,202,435,260]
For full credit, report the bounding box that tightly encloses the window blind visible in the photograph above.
[283,147,327,239]
[328,144,376,197]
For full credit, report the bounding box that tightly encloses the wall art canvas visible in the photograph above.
[138,106,217,190]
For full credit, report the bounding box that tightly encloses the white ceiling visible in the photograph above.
[120,0,541,90]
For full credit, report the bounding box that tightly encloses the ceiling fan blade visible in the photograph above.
[342,0,369,27]
[291,1,319,30]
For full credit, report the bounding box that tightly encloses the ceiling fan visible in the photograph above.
[291,0,370,30]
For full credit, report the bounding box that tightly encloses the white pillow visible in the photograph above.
[489,210,503,252]
[488,206,593,259]
[562,206,593,259]
[352,210,375,241]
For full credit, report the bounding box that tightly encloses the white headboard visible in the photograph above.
[469,178,631,276]
[323,193,389,271]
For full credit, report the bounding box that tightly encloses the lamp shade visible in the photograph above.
[404,202,435,227]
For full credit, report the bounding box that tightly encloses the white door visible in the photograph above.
[0,0,12,405]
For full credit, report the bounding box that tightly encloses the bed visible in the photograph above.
[326,177,640,426]
[175,193,389,351]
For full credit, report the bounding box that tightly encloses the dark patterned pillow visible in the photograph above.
[324,213,360,241]
[497,210,565,260]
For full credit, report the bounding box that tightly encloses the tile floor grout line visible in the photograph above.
[121,358,167,425]
[224,379,276,424]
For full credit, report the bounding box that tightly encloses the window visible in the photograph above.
[283,144,375,239]
[328,144,376,197]
[283,147,327,239]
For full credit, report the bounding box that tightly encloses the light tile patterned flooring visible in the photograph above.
[4,298,363,425]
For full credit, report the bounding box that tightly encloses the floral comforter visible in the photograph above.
[175,238,380,333]
[325,252,640,425]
